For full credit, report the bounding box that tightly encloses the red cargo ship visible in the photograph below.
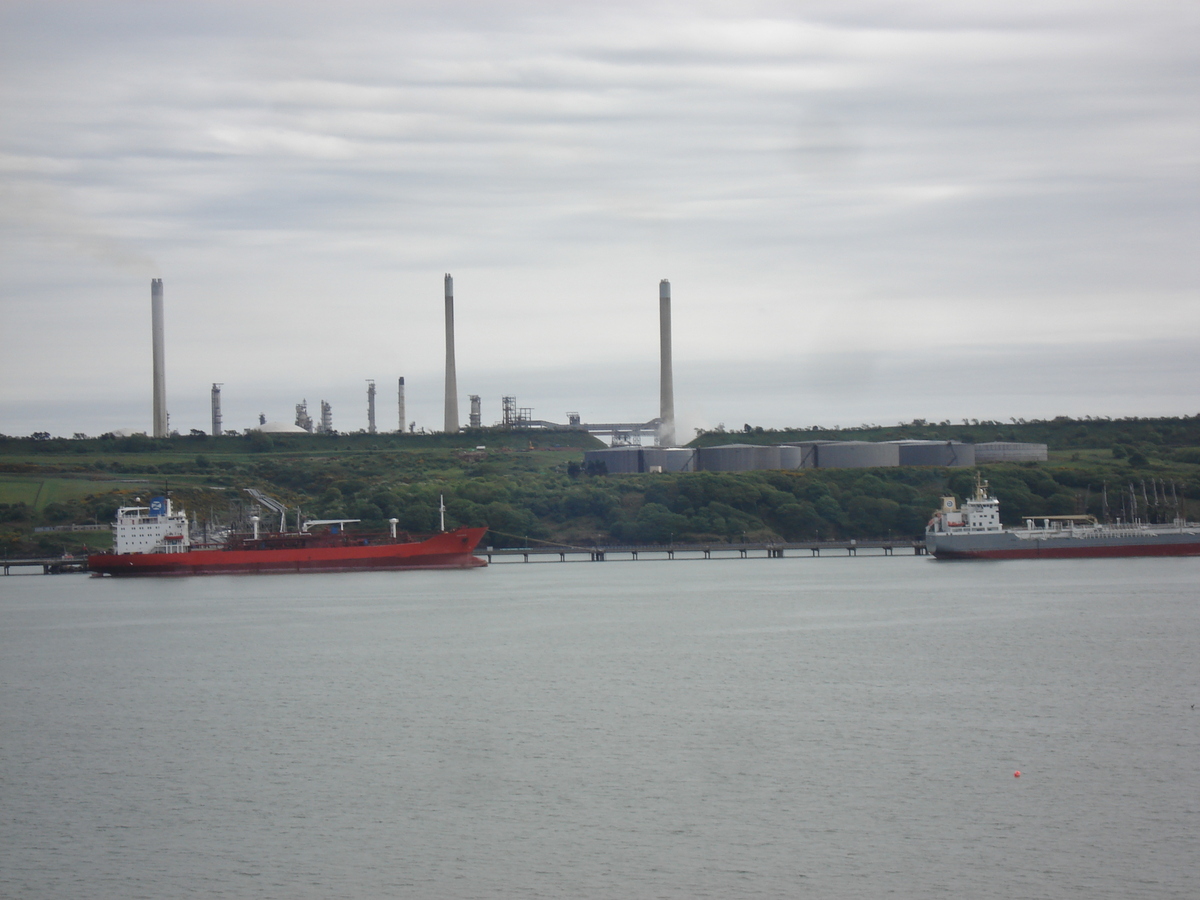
[88,496,488,576]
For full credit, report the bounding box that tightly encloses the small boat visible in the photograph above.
[88,494,488,576]
[925,475,1200,559]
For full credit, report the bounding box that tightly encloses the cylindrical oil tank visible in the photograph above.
[696,443,782,472]
[582,446,643,474]
[641,448,695,472]
[778,445,806,469]
[974,442,1048,462]
[582,446,696,474]
[815,441,899,468]
[778,441,830,469]
[894,441,976,467]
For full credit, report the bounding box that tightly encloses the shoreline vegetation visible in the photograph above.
[3,415,1198,558]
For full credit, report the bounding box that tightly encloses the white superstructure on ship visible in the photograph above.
[112,497,190,554]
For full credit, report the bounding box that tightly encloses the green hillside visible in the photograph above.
[3,416,1198,557]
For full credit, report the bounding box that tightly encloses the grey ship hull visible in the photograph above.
[926,527,1200,559]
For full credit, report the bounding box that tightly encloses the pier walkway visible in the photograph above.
[484,539,927,564]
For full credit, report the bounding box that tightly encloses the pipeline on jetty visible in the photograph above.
[483,539,927,564]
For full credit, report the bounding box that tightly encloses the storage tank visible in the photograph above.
[974,442,1048,462]
[696,444,782,472]
[641,448,695,472]
[778,441,831,469]
[815,441,899,468]
[252,421,308,434]
[583,446,696,474]
[778,445,806,470]
[583,447,644,474]
[894,441,976,467]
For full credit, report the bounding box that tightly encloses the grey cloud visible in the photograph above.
[0,1,1195,436]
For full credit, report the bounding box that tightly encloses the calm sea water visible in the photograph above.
[2,556,1197,899]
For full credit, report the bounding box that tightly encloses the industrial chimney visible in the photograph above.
[211,383,222,437]
[151,278,168,437]
[366,379,377,434]
[444,274,460,433]
[658,279,675,447]
[397,376,406,433]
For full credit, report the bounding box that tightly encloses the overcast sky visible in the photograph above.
[2,0,1196,439]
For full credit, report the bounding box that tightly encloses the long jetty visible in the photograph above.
[484,539,927,564]
[4,539,927,575]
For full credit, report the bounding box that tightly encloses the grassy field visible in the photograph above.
[0,475,154,511]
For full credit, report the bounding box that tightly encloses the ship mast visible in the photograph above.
[974,471,990,501]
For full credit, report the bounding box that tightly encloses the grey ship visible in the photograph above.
[925,476,1200,559]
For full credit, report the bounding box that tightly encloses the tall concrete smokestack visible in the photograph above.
[366,379,377,434]
[443,273,459,433]
[211,383,222,437]
[151,278,168,437]
[658,278,675,447]
[397,377,406,433]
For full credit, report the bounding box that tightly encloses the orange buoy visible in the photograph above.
[1014,771,1021,778]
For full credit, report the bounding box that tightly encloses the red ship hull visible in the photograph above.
[88,527,489,576]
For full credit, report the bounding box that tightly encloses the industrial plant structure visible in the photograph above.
[295,401,313,433]
[444,273,459,433]
[659,279,675,447]
[210,383,222,437]
[134,272,677,440]
[483,278,676,444]
[134,274,1037,455]
[150,279,167,437]
[397,377,406,432]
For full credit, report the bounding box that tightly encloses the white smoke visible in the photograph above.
[0,179,159,275]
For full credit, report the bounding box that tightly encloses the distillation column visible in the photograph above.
[211,383,222,437]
